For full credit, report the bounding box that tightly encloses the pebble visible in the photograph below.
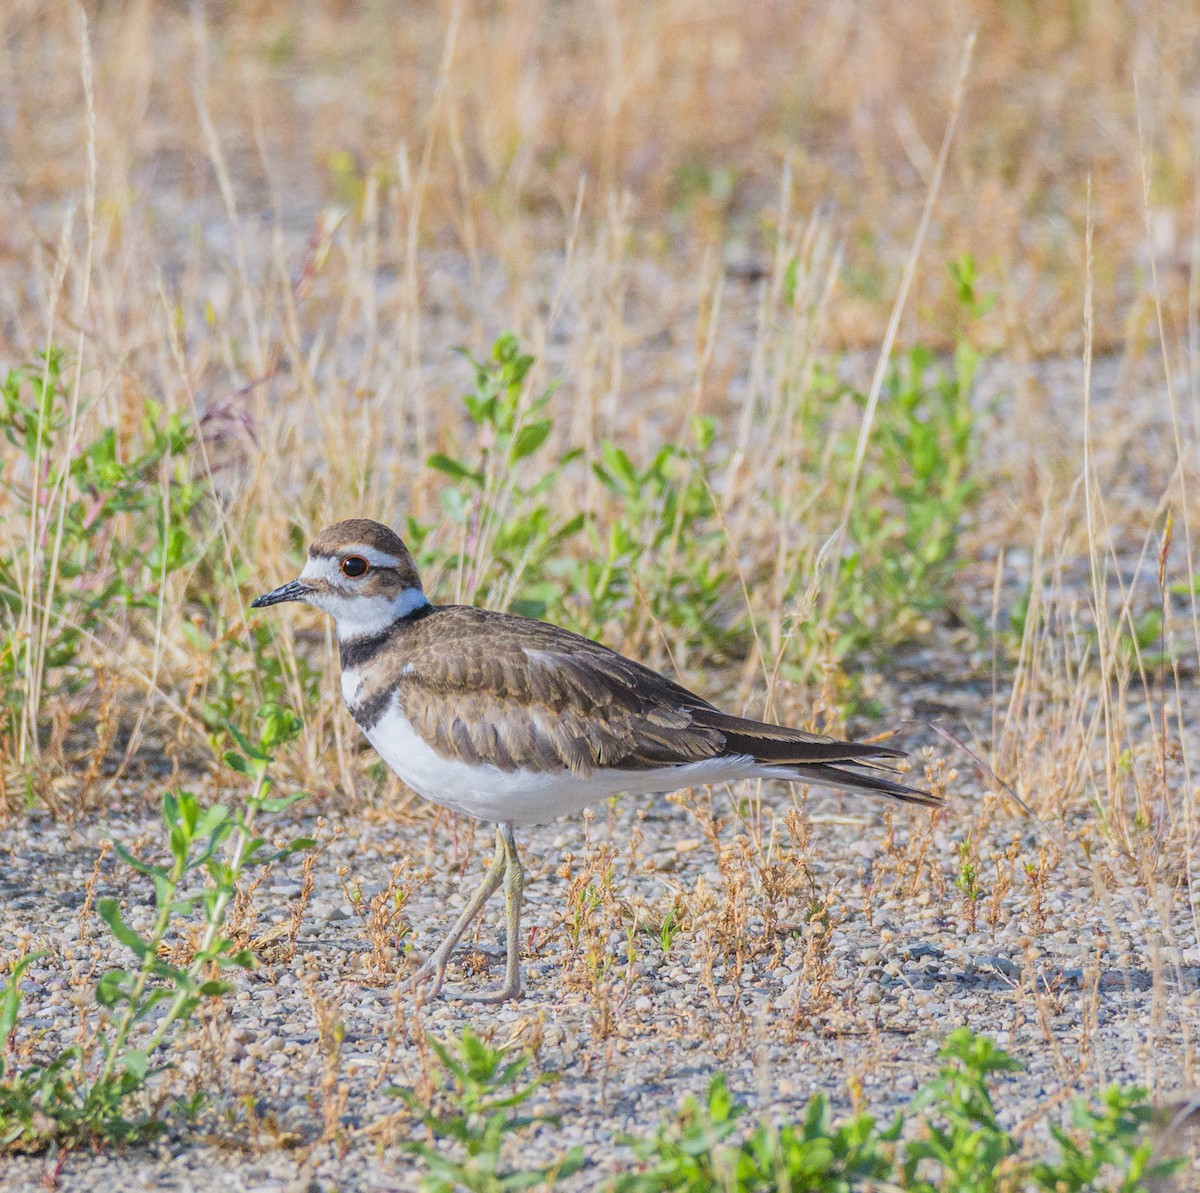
[974,954,1021,979]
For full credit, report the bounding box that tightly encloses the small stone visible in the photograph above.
[974,954,1021,979]
[904,942,945,961]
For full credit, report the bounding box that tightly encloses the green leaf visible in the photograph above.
[257,702,303,749]
[96,968,135,1008]
[194,804,231,837]
[598,441,638,492]
[120,1049,150,1080]
[262,837,317,863]
[258,791,307,813]
[511,420,551,460]
[97,897,152,960]
[225,720,271,762]
[427,453,483,486]
[223,750,255,776]
[0,952,45,1041]
[154,874,184,911]
[109,840,168,878]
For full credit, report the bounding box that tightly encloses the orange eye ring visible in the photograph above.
[340,556,369,578]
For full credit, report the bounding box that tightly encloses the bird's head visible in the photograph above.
[251,518,429,640]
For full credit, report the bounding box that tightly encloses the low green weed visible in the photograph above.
[1033,1084,1182,1192]
[387,1026,585,1192]
[617,1074,895,1192]
[0,349,202,763]
[617,1028,1185,1192]
[575,416,733,650]
[416,333,584,619]
[902,1029,1022,1191]
[839,337,979,645]
[378,1025,1188,1193]
[786,257,989,686]
[414,335,739,655]
[0,348,316,784]
[954,840,985,933]
[0,703,312,1151]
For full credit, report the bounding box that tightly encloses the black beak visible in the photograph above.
[250,579,312,609]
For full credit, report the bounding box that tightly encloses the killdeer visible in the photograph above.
[252,518,939,1002]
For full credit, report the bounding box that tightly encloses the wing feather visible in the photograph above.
[384,607,915,788]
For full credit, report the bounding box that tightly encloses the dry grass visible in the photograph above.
[2,0,1200,1182]
[3,0,1197,353]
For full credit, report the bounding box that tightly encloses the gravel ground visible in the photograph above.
[1,230,1197,1183]
[4,650,1199,1190]
[5,12,1199,1184]
[5,125,1200,1189]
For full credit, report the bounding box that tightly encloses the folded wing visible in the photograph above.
[391,607,938,806]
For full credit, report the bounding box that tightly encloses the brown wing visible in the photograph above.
[390,607,909,781]
[394,609,722,773]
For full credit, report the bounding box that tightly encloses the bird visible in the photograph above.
[251,518,939,1002]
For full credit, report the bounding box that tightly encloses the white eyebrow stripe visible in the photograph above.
[305,544,401,570]
[339,543,402,567]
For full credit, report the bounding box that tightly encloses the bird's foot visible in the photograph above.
[439,979,524,1005]
[411,954,450,1001]
[412,951,523,1003]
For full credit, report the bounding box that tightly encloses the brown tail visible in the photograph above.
[773,760,941,807]
[696,709,939,807]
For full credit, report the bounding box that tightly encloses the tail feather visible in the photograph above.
[690,706,938,807]
[697,709,907,766]
[772,760,940,807]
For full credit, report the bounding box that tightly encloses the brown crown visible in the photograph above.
[309,518,410,560]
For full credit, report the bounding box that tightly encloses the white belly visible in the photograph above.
[360,698,766,825]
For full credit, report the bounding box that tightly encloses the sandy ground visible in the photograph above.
[4,645,1199,1190]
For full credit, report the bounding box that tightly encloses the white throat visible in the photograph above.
[324,587,430,641]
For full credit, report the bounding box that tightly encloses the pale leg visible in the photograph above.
[500,822,526,999]
[412,827,506,998]
[449,822,526,1004]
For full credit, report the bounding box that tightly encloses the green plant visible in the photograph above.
[387,1027,585,1192]
[571,415,732,648]
[902,1028,1022,1191]
[658,907,680,956]
[616,1074,896,1192]
[840,337,979,645]
[616,1029,1185,1192]
[415,335,736,654]
[1032,1084,1185,1192]
[786,260,987,684]
[954,841,985,932]
[0,349,315,778]
[0,703,312,1151]
[416,333,584,618]
[0,349,202,762]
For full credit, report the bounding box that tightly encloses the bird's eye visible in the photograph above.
[340,556,369,578]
